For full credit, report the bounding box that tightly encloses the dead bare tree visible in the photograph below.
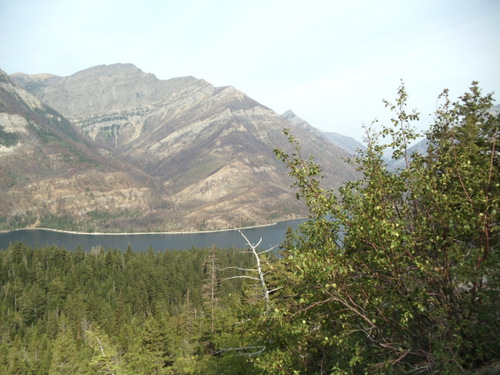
[223,230,278,313]
[212,230,279,357]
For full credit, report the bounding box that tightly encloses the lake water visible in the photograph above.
[0,219,305,251]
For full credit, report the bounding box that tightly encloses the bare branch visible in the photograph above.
[224,275,260,281]
[221,266,259,272]
[268,287,283,294]
[258,245,278,255]
[238,230,272,312]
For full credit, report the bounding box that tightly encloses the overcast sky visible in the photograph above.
[1,0,499,141]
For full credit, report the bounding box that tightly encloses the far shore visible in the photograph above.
[0,219,305,236]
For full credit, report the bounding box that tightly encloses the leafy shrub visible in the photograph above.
[263,82,499,374]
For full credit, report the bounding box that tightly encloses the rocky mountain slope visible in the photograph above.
[282,109,366,156]
[5,64,359,232]
[323,131,367,156]
[0,69,164,232]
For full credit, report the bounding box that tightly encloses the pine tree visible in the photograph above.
[202,245,220,336]
[85,324,121,375]
[141,316,173,374]
[6,335,29,375]
[49,316,86,375]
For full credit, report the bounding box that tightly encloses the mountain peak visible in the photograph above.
[281,110,296,119]
[10,72,58,81]
[71,63,144,78]
[4,64,359,232]
[10,64,208,119]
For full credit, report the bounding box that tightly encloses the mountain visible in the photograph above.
[6,64,359,232]
[0,69,165,232]
[385,139,429,171]
[323,132,366,155]
[282,110,366,156]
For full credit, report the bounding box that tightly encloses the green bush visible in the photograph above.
[262,82,499,374]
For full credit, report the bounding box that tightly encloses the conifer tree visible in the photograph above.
[141,315,173,374]
[86,324,121,375]
[202,245,220,336]
[6,335,28,375]
[49,315,87,375]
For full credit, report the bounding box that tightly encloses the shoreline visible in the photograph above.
[0,220,304,236]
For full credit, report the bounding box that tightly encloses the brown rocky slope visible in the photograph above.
[5,64,358,231]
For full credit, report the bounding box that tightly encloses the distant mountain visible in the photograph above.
[322,132,366,156]
[6,64,359,232]
[281,109,318,131]
[490,104,500,115]
[386,104,500,171]
[384,139,429,171]
[281,110,366,156]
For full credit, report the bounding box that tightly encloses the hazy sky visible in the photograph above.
[1,0,499,141]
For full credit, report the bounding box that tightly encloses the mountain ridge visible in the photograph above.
[4,64,359,232]
[0,68,167,232]
[282,109,366,156]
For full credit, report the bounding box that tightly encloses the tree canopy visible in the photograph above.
[261,81,499,374]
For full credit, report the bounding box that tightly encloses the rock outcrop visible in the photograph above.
[4,64,359,231]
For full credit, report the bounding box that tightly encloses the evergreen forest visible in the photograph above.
[0,82,499,374]
[0,243,266,374]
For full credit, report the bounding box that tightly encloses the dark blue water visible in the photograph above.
[0,219,305,251]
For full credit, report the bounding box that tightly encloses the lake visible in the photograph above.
[0,219,305,251]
